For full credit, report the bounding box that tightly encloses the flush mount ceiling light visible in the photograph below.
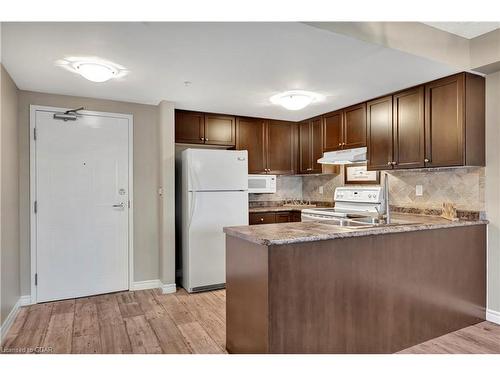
[56,57,128,83]
[73,62,118,82]
[270,90,323,111]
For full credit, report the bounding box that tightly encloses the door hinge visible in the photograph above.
[34,201,38,214]
[34,128,37,140]
[35,273,38,286]
[128,200,131,208]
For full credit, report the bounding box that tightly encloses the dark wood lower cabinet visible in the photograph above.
[249,211,301,225]
[226,225,486,353]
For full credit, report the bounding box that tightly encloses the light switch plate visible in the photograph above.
[416,185,423,196]
[319,186,324,195]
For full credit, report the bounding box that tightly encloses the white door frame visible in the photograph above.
[29,105,134,304]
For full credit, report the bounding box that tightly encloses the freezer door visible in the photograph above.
[184,191,248,291]
[185,149,248,191]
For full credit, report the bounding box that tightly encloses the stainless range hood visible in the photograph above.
[317,147,367,165]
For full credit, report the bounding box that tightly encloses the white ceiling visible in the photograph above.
[2,22,456,121]
[423,22,500,39]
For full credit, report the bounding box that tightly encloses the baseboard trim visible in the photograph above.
[161,283,177,294]
[1,295,31,343]
[131,280,176,294]
[130,279,163,291]
[486,308,500,325]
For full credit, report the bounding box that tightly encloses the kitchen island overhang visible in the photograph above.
[224,216,487,354]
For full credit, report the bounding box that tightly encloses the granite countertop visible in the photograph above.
[224,213,489,246]
[249,205,320,213]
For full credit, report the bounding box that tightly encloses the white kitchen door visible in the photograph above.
[33,108,132,303]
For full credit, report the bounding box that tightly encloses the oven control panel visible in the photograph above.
[334,187,383,203]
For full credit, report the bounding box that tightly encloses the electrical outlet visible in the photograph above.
[416,185,423,196]
[319,186,324,195]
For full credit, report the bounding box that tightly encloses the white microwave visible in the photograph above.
[248,174,277,193]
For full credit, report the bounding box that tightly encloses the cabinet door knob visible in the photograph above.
[200,137,205,141]
[260,218,264,222]
[387,162,392,165]
[392,161,397,165]
[338,143,342,146]
[424,158,430,163]
[205,138,209,142]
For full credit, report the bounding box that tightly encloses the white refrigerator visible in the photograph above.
[181,149,249,292]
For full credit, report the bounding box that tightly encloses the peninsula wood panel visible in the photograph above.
[393,86,425,169]
[225,225,486,354]
[226,236,269,354]
[236,117,266,174]
[268,225,486,353]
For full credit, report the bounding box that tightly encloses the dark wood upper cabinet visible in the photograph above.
[298,121,312,174]
[299,117,323,174]
[236,117,267,174]
[176,110,235,146]
[204,114,235,146]
[178,72,484,174]
[425,74,464,167]
[323,110,343,152]
[425,73,485,168]
[343,103,367,149]
[311,117,323,173]
[175,110,205,144]
[323,104,366,152]
[267,120,296,175]
[237,118,296,175]
[367,96,393,170]
[393,86,425,169]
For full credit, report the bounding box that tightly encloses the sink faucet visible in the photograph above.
[374,172,391,224]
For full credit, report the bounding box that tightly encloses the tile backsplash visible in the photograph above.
[387,167,484,211]
[249,176,302,202]
[250,166,485,212]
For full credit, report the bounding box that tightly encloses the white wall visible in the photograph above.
[1,63,21,326]
[158,101,176,287]
[486,71,500,314]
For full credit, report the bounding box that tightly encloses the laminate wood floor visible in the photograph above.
[2,288,499,354]
[1,288,226,354]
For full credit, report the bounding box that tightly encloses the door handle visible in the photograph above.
[112,202,126,209]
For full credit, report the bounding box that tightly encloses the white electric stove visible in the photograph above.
[302,186,385,225]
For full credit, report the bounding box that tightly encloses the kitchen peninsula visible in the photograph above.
[224,214,487,353]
